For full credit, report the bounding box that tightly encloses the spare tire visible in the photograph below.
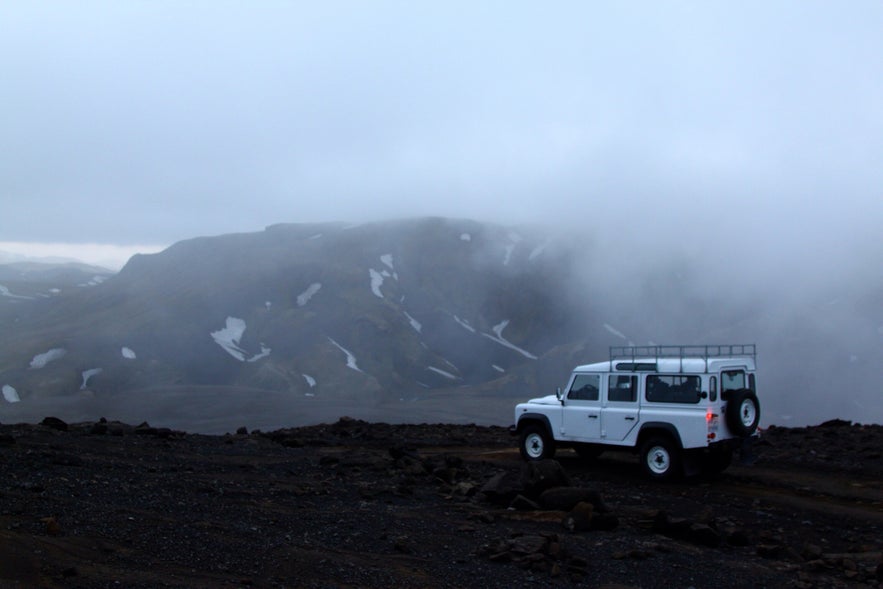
[726,389,760,436]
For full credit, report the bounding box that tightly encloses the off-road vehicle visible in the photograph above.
[512,345,760,479]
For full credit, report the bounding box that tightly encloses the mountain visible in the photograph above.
[0,219,599,431]
[1,218,880,432]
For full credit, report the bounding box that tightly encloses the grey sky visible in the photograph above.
[1,2,881,272]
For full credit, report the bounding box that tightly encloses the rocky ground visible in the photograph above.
[1,416,882,589]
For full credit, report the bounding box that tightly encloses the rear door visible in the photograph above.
[601,374,640,441]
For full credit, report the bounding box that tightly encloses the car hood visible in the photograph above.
[525,394,560,405]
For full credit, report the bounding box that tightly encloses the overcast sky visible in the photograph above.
[1,1,881,270]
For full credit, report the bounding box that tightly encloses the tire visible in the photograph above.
[519,424,555,461]
[640,436,681,481]
[574,444,603,461]
[726,389,760,437]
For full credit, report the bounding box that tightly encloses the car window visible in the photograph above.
[722,370,745,392]
[568,374,600,401]
[645,375,702,404]
[607,374,637,402]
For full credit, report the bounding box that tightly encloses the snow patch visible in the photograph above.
[427,366,459,380]
[460,233,471,241]
[603,323,627,340]
[308,233,323,240]
[492,364,505,373]
[297,283,322,306]
[328,338,362,372]
[452,315,476,333]
[378,254,399,280]
[404,311,422,333]
[81,368,102,389]
[369,269,384,298]
[303,374,316,388]
[247,344,271,363]
[209,319,271,362]
[502,232,523,266]
[2,385,20,403]
[79,275,108,287]
[0,285,33,300]
[482,319,537,360]
[121,347,136,360]
[503,244,516,266]
[211,317,248,361]
[30,348,66,369]
[529,240,550,261]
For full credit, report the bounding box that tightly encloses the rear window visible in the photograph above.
[722,370,746,392]
[646,375,702,404]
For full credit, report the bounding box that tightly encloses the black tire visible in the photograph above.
[519,424,555,461]
[574,444,603,461]
[640,436,681,481]
[726,389,760,437]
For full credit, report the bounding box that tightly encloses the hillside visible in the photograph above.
[1,218,881,431]
[0,219,595,431]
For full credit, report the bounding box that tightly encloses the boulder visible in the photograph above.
[539,487,609,512]
[480,470,525,505]
[509,494,541,511]
[40,416,68,431]
[521,460,571,497]
[562,502,594,532]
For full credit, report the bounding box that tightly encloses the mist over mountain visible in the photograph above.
[1,218,880,432]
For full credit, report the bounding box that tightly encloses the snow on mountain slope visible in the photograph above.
[2,385,19,403]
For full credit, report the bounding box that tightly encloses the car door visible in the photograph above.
[601,374,640,441]
[560,373,602,441]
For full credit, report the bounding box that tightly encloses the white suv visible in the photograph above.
[512,345,760,479]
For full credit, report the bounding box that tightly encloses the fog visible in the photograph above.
[2,3,880,250]
[1,3,881,425]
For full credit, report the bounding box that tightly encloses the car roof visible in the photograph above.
[574,357,756,373]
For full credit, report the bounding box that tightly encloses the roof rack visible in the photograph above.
[610,344,756,372]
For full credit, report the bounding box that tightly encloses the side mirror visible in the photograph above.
[556,387,563,404]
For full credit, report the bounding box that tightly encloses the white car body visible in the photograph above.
[513,345,760,478]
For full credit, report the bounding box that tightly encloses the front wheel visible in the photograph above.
[640,436,681,481]
[519,424,555,461]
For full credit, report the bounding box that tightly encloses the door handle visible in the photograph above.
[625,416,636,421]
[588,415,598,419]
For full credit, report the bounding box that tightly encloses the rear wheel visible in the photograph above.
[519,424,555,461]
[640,436,681,481]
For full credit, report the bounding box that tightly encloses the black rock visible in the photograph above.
[40,416,68,431]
